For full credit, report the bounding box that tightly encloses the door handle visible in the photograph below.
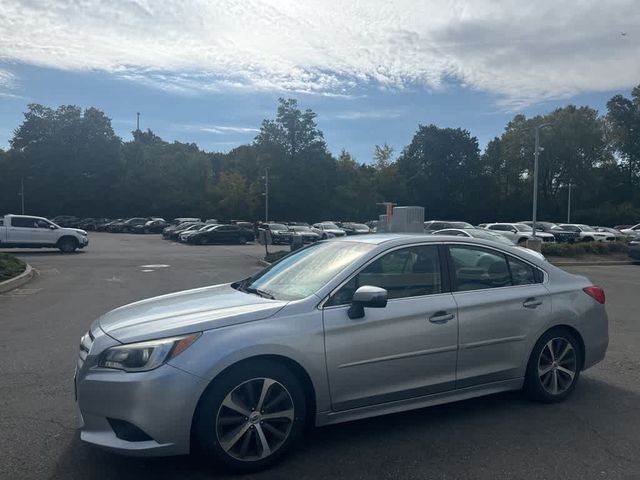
[429,311,455,324]
[523,298,543,309]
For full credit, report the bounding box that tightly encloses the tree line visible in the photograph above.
[1,87,639,225]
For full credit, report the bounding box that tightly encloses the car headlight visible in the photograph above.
[98,333,201,372]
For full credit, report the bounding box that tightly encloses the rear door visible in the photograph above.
[6,216,41,244]
[323,244,459,410]
[446,244,551,388]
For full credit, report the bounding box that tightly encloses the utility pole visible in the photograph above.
[20,176,24,214]
[136,112,140,131]
[567,181,572,223]
[263,167,269,223]
[532,123,551,239]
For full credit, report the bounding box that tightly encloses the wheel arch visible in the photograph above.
[189,354,317,450]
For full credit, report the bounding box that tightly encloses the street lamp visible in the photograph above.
[531,123,552,239]
[262,167,269,223]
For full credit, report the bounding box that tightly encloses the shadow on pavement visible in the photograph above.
[49,376,640,480]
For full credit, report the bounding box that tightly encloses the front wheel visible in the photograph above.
[194,361,306,472]
[58,237,78,254]
[524,329,581,403]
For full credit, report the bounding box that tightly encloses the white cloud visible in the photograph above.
[335,110,403,120]
[0,0,639,107]
[174,123,260,135]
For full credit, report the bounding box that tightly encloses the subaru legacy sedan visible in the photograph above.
[75,234,608,471]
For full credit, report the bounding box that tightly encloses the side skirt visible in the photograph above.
[315,378,524,427]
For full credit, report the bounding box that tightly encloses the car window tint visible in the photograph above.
[327,245,442,306]
[449,246,511,291]
[508,256,539,285]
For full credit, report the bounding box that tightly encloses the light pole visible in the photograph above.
[567,181,572,223]
[263,167,269,223]
[19,176,25,214]
[136,112,140,131]
[532,123,552,239]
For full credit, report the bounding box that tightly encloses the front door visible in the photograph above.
[446,244,551,388]
[323,244,458,411]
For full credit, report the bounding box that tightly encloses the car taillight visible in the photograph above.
[583,286,605,304]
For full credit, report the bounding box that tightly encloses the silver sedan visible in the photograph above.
[75,234,608,471]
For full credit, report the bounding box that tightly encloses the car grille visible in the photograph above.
[78,329,94,370]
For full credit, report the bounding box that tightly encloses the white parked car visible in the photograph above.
[311,222,346,239]
[484,223,555,244]
[558,224,615,242]
[620,223,640,236]
[0,214,89,253]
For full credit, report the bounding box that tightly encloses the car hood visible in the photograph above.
[96,284,287,343]
[68,228,87,235]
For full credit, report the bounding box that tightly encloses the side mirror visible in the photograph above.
[511,229,518,233]
[348,286,388,319]
[49,225,57,230]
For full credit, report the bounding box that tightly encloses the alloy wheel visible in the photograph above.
[537,337,577,395]
[216,378,294,462]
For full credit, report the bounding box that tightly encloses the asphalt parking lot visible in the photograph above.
[1,233,639,480]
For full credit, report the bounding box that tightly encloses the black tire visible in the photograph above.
[194,360,307,473]
[322,233,327,240]
[583,237,594,242]
[517,237,527,245]
[238,236,247,245]
[194,236,203,245]
[524,328,582,403]
[58,237,78,254]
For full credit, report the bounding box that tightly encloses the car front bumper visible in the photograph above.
[76,363,208,457]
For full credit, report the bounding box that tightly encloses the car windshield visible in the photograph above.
[514,224,533,232]
[578,224,595,231]
[322,222,340,229]
[238,241,375,300]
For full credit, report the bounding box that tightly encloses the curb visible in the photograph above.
[551,260,640,267]
[257,260,270,267]
[0,263,34,293]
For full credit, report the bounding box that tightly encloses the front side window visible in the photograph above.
[327,245,442,306]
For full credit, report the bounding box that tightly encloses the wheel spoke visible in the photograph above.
[262,421,287,441]
[256,378,276,411]
[220,423,250,452]
[255,424,272,459]
[262,408,294,421]
[238,426,254,458]
[222,395,251,417]
[551,369,559,394]
[546,340,556,362]
[264,390,288,411]
[556,342,572,363]
[557,365,575,380]
[538,364,553,377]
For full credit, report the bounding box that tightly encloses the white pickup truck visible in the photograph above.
[0,214,89,253]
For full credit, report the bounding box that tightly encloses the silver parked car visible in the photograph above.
[75,234,608,471]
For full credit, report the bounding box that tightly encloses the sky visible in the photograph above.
[1,0,639,162]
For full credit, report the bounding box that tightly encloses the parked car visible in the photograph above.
[558,224,614,242]
[51,215,81,228]
[108,217,149,233]
[484,223,555,244]
[592,226,630,241]
[338,222,371,235]
[619,223,640,236]
[628,235,640,259]
[132,218,167,234]
[311,221,346,239]
[168,223,205,241]
[172,217,202,225]
[288,225,321,243]
[78,218,110,231]
[261,223,294,245]
[179,224,213,242]
[75,234,608,471]
[518,221,579,243]
[424,220,473,233]
[432,227,516,245]
[185,224,255,245]
[163,222,198,239]
[1,214,88,253]
[96,218,122,232]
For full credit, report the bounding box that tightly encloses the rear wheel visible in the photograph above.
[58,237,78,253]
[194,361,306,472]
[238,236,247,245]
[524,328,581,403]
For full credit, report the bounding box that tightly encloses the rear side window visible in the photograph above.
[10,217,37,228]
[448,245,542,291]
[508,256,537,285]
